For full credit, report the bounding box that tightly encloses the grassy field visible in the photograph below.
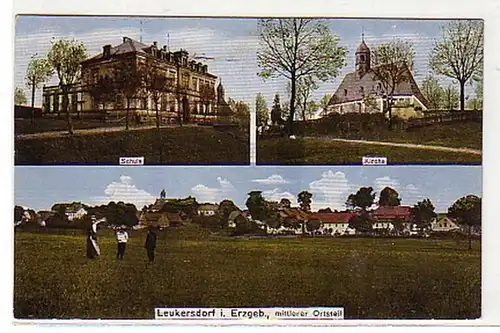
[15,118,122,135]
[14,229,480,320]
[257,137,481,165]
[15,127,249,165]
[328,121,482,151]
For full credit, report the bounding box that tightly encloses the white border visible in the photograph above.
[4,0,500,331]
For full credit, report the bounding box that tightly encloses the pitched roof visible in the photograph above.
[198,203,219,211]
[280,208,309,221]
[329,67,429,108]
[371,206,412,221]
[150,199,167,211]
[309,212,355,224]
[84,37,151,62]
[356,41,370,53]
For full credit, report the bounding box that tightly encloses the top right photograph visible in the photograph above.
[256,18,483,165]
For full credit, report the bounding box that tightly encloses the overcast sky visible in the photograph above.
[15,166,481,213]
[14,16,481,110]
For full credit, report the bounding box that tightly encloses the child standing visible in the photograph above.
[115,226,129,260]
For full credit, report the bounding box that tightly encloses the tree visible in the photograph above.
[263,201,283,230]
[306,219,321,236]
[346,187,376,211]
[410,199,436,234]
[421,75,443,110]
[270,93,283,125]
[255,93,269,128]
[293,75,319,121]
[429,20,484,111]
[113,58,143,130]
[297,190,313,212]
[319,94,332,117]
[47,38,87,134]
[448,195,481,250]
[14,87,27,105]
[88,74,116,114]
[25,56,53,122]
[466,69,483,110]
[348,212,373,234]
[245,191,267,221]
[257,19,347,135]
[363,93,379,113]
[441,84,459,110]
[217,199,240,229]
[229,99,250,130]
[279,198,292,209]
[379,187,401,207]
[371,39,414,129]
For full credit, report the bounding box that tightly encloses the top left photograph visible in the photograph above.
[14,15,251,165]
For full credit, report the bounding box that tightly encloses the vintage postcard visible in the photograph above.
[14,166,481,320]
[14,16,250,165]
[254,18,483,165]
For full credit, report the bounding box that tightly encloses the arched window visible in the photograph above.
[360,54,365,62]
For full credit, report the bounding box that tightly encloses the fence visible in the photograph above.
[14,105,42,119]
[407,110,482,129]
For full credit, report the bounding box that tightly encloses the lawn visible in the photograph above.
[328,121,482,151]
[257,137,481,165]
[15,127,249,165]
[15,118,125,135]
[14,229,481,320]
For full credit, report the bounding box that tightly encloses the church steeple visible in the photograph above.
[217,80,225,104]
[355,33,371,77]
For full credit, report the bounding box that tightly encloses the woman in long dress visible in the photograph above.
[86,218,102,259]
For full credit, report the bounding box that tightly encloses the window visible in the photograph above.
[360,54,365,62]
[360,86,364,95]
[344,89,347,96]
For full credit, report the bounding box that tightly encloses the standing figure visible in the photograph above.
[86,217,102,259]
[115,226,129,260]
[144,226,157,263]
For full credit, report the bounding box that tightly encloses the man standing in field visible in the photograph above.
[115,226,129,260]
[144,226,157,264]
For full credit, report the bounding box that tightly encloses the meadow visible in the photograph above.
[257,137,481,165]
[14,228,481,320]
[15,126,249,165]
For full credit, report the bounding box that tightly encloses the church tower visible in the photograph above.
[217,80,225,104]
[355,33,371,77]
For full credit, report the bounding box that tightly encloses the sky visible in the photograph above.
[15,166,481,213]
[14,16,482,111]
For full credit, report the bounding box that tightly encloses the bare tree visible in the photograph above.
[421,75,444,110]
[257,19,347,134]
[429,20,483,111]
[371,39,414,129]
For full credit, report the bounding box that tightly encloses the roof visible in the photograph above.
[198,203,219,211]
[356,40,370,53]
[371,206,412,221]
[150,199,167,211]
[84,37,150,62]
[166,212,184,226]
[228,210,243,222]
[309,212,355,224]
[280,208,310,221]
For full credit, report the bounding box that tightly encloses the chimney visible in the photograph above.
[123,37,130,43]
[153,41,158,48]
[103,45,111,58]
[162,45,167,51]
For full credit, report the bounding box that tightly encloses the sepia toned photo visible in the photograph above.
[14,16,250,165]
[254,18,483,165]
[14,166,480,320]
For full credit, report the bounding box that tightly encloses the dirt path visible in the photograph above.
[305,137,482,155]
[16,124,199,140]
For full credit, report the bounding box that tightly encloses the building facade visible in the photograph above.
[42,37,228,123]
[326,37,429,115]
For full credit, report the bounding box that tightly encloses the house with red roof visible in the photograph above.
[370,205,412,233]
[308,211,356,236]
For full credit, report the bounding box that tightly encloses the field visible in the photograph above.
[14,229,481,320]
[15,126,249,165]
[257,137,481,165]
[327,121,482,151]
[15,118,122,135]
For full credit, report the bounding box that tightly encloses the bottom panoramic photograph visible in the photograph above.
[14,166,481,320]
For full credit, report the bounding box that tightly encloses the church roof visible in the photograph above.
[356,40,370,53]
[328,66,429,108]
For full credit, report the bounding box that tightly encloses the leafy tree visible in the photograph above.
[263,201,283,230]
[88,75,116,113]
[441,84,459,110]
[245,191,267,221]
[448,195,481,250]
[429,20,484,111]
[421,75,443,109]
[348,212,373,234]
[346,187,376,211]
[297,190,313,212]
[255,93,269,128]
[47,38,87,134]
[14,87,27,105]
[410,198,437,233]
[25,56,53,121]
[257,18,347,135]
[229,99,250,130]
[112,59,143,130]
[379,187,401,207]
[292,75,319,121]
[279,198,292,209]
[466,69,483,110]
[306,218,321,236]
[319,94,332,117]
[270,93,283,125]
[14,206,25,223]
[217,199,240,228]
[371,39,414,129]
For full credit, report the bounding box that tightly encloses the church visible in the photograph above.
[42,37,229,124]
[326,37,429,114]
